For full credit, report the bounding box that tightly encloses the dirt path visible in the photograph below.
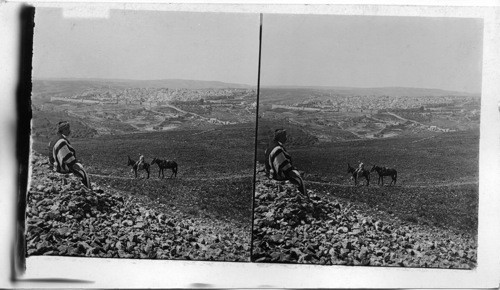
[91,171,477,188]
[307,179,478,188]
[161,104,229,124]
[90,173,253,181]
[385,111,419,124]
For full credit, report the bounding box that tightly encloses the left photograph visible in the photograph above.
[27,8,259,261]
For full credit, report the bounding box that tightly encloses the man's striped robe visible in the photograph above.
[267,142,293,181]
[51,136,91,189]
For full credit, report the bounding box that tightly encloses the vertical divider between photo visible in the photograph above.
[250,13,263,263]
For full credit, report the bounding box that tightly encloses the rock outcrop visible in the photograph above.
[252,170,476,268]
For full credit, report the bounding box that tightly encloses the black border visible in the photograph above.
[12,4,34,281]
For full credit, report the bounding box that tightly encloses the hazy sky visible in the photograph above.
[261,15,483,93]
[32,9,260,85]
[33,10,483,93]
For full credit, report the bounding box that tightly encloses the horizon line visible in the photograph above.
[31,77,480,95]
[260,84,480,95]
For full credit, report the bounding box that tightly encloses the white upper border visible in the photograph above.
[9,0,500,7]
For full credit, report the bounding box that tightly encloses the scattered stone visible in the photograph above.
[252,166,477,268]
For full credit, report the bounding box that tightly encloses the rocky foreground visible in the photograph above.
[26,152,251,261]
[25,151,477,268]
[252,171,477,269]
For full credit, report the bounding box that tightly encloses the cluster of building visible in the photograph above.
[67,87,256,106]
[292,95,479,113]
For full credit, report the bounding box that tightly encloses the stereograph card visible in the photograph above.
[1,1,500,289]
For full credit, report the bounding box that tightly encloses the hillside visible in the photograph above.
[31,79,257,137]
[26,149,477,267]
[26,152,251,261]
[252,165,476,268]
[258,88,480,141]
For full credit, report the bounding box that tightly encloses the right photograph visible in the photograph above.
[252,14,483,269]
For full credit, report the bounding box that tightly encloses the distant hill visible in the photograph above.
[33,79,476,97]
[33,78,254,91]
[262,86,479,98]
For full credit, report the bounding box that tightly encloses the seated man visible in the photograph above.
[264,129,307,198]
[48,121,91,189]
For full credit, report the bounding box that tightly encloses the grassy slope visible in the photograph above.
[32,123,256,226]
[294,130,479,185]
[256,127,479,234]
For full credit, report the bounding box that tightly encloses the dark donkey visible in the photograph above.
[347,163,370,186]
[127,155,150,179]
[371,165,397,186]
[151,157,178,179]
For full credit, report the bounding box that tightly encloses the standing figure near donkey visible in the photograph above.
[135,153,145,169]
[127,154,150,179]
[347,162,370,186]
[264,128,308,198]
[48,121,92,189]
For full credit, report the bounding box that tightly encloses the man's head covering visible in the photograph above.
[274,128,287,141]
[57,121,70,133]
